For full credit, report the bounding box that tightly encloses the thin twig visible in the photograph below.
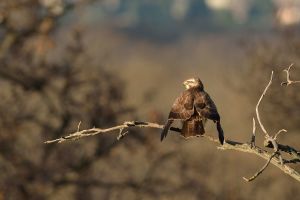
[243,152,277,182]
[281,63,300,86]
[117,128,129,140]
[77,121,82,132]
[274,129,287,140]
[250,70,288,178]
[255,71,279,150]
[255,71,273,137]
[250,118,256,148]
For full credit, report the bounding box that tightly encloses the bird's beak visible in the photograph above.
[183,80,188,86]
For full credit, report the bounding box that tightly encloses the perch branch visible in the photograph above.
[44,120,300,183]
[44,121,181,144]
[45,121,162,144]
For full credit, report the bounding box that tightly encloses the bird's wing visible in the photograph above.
[194,91,220,121]
[168,90,195,120]
[161,90,194,141]
[194,91,224,144]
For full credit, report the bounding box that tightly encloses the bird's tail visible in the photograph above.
[181,119,205,138]
[161,120,173,141]
[216,121,225,145]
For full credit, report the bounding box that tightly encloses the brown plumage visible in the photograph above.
[181,115,205,138]
[161,78,224,145]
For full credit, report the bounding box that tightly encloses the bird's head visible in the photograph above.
[183,77,203,90]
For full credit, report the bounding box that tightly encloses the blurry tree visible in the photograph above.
[249,0,274,24]
[0,1,235,199]
[0,0,148,199]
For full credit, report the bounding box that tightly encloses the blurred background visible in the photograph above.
[0,0,300,199]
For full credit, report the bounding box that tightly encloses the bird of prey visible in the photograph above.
[161,77,224,145]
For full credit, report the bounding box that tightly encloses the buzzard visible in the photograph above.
[161,78,224,145]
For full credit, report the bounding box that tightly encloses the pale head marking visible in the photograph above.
[183,77,203,90]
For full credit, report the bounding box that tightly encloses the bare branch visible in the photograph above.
[218,142,300,182]
[45,120,300,183]
[284,159,300,164]
[117,128,129,140]
[243,152,277,182]
[264,141,300,160]
[77,121,82,132]
[274,129,287,140]
[278,144,300,160]
[256,71,273,137]
[254,71,285,168]
[44,121,166,144]
[281,63,300,86]
[250,118,256,147]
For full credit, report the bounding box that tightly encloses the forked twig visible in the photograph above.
[281,63,300,86]
[246,70,291,181]
[274,129,287,140]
